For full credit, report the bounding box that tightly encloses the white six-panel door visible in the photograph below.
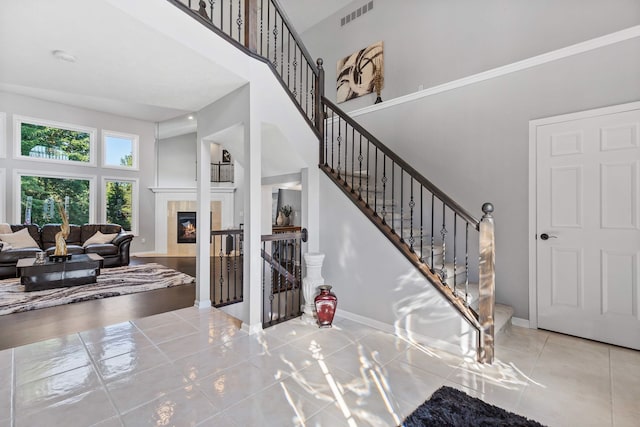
[533,103,640,350]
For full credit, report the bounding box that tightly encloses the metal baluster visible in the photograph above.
[292,46,297,97]
[212,235,217,303]
[228,0,232,37]
[330,108,334,171]
[365,139,370,206]
[259,0,263,55]
[390,161,395,230]
[374,147,378,216]
[453,213,458,295]
[430,193,435,271]
[337,117,342,179]
[219,237,224,304]
[399,169,404,239]
[310,76,314,122]
[350,128,355,190]
[226,238,231,301]
[343,121,348,183]
[324,105,328,166]
[420,185,424,261]
[305,65,309,116]
[262,241,266,325]
[266,1,269,59]
[280,19,284,77]
[233,234,238,300]
[358,135,363,199]
[273,14,278,67]
[441,203,448,286]
[409,178,415,252]
[465,223,470,307]
[237,0,242,41]
[381,155,387,223]
[220,0,224,32]
[283,239,288,320]
[287,33,291,88]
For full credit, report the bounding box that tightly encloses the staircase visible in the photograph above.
[169,0,503,363]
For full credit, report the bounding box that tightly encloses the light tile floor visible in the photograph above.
[0,307,638,426]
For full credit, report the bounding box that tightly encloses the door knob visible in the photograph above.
[540,233,557,240]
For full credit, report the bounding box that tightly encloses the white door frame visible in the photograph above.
[528,100,640,329]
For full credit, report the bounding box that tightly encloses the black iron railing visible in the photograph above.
[261,228,307,328]
[211,162,234,183]
[211,228,243,307]
[174,0,320,127]
[321,97,496,363]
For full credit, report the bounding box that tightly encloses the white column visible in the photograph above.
[245,93,263,334]
[301,252,325,324]
[194,136,212,309]
[301,167,320,253]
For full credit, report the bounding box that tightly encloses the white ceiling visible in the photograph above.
[0,0,348,125]
[0,0,247,123]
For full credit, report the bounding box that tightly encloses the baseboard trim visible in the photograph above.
[511,317,530,328]
[193,299,211,309]
[335,309,477,358]
[334,25,640,121]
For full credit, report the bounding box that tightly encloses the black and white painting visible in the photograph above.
[336,41,383,103]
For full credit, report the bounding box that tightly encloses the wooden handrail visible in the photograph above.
[322,96,480,228]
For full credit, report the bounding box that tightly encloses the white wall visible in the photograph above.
[303,14,640,320]
[157,132,196,187]
[303,0,640,111]
[319,173,476,355]
[0,92,157,253]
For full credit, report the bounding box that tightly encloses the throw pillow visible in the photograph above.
[0,228,40,249]
[0,223,11,234]
[83,231,118,247]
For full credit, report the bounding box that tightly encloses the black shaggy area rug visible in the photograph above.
[402,386,545,427]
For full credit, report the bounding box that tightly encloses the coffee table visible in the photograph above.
[17,253,104,292]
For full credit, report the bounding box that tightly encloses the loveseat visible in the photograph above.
[0,224,133,278]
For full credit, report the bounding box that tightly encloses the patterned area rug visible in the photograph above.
[0,263,195,316]
[403,386,545,427]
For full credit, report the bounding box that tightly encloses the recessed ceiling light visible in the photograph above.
[187,115,194,120]
[52,50,76,63]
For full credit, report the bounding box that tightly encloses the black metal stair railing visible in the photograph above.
[173,0,319,127]
[321,97,496,363]
[261,228,307,328]
[211,229,243,307]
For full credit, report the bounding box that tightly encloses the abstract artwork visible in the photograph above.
[336,41,383,103]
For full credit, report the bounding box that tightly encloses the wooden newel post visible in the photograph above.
[316,58,325,165]
[244,0,258,53]
[478,202,495,364]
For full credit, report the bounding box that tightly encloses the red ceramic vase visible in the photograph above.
[314,285,337,327]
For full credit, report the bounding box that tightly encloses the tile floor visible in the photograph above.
[0,307,638,426]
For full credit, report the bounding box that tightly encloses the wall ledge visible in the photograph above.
[336,25,640,121]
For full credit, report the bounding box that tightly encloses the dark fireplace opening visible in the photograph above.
[177,211,196,243]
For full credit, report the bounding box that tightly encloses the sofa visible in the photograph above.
[0,224,133,278]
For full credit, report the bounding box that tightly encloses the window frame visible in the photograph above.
[13,115,97,166]
[0,169,6,222]
[0,112,6,158]
[13,169,97,225]
[102,130,139,170]
[102,176,139,235]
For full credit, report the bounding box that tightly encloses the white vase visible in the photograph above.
[276,212,284,226]
[302,252,325,324]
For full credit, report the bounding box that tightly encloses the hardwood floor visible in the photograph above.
[0,256,197,350]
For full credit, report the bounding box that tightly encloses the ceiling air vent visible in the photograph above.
[340,1,373,26]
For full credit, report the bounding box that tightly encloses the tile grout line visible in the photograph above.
[10,348,15,427]
[78,331,124,426]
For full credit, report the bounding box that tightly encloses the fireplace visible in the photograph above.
[177,211,196,243]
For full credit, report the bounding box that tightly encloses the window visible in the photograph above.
[16,171,95,225]
[103,177,138,234]
[103,130,138,169]
[14,116,96,165]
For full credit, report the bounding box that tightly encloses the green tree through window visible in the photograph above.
[21,176,90,225]
[21,122,90,162]
[105,181,132,230]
